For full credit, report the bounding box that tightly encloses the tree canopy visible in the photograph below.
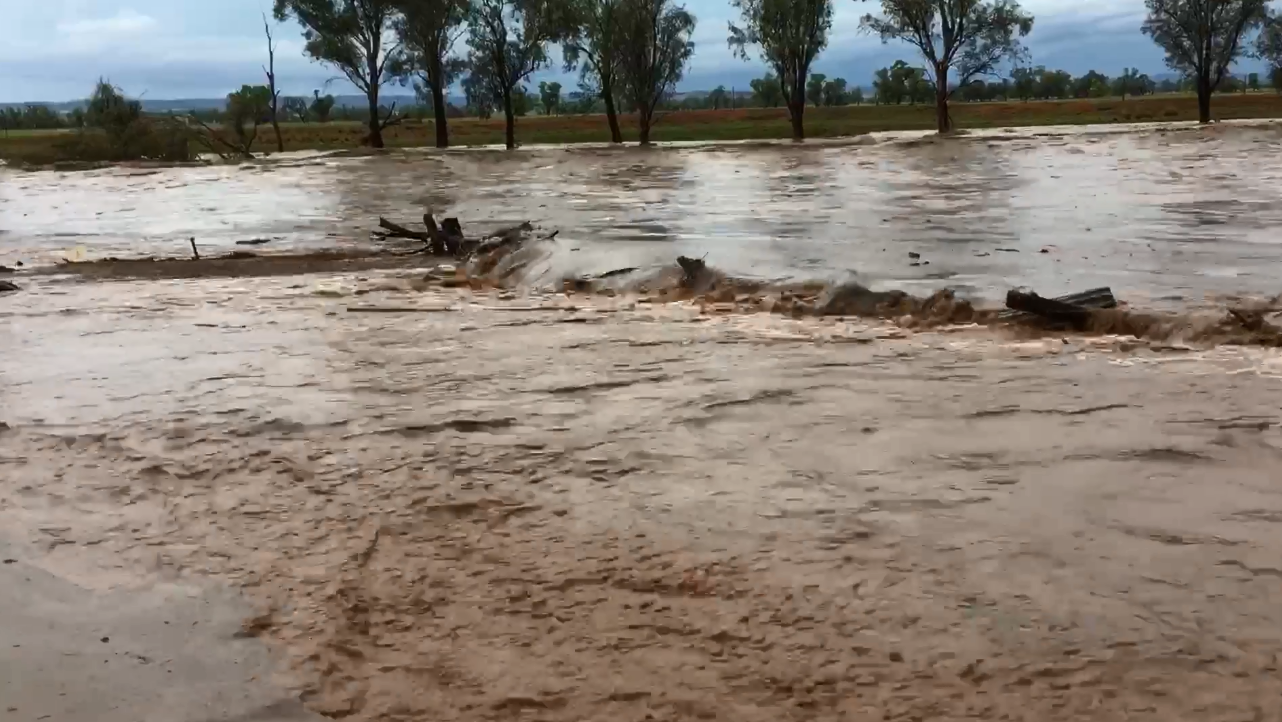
[467,0,573,148]
[860,0,1033,132]
[563,0,628,141]
[273,0,404,146]
[1142,0,1269,122]
[728,0,833,139]
[617,0,696,144]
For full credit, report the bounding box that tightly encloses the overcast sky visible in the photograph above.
[0,0,1261,102]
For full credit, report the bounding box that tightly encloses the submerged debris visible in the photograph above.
[1001,287,1117,329]
[375,213,497,258]
[677,256,711,289]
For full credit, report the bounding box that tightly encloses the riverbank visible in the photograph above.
[3,92,1282,164]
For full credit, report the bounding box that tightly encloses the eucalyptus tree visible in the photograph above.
[273,0,405,147]
[859,0,1033,133]
[729,0,833,140]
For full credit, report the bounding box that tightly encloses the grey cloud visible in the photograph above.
[1,1,1263,102]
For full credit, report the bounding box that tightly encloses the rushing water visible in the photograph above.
[4,122,1282,306]
[7,123,1282,721]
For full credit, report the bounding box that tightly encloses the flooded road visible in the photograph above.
[4,122,1282,307]
[5,125,1282,721]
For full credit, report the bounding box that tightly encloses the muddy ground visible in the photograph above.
[4,265,1282,721]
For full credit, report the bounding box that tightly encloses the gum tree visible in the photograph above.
[563,0,627,142]
[393,0,468,147]
[467,0,572,148]
[617,0,696,144]
[859,0,1033,133]
[729,0,833,140]
[273,0,405,147]
[1142,0,1269,123]
[1255,10,1282,94]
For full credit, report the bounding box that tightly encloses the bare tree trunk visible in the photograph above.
[1196,73,1212,124]
[503,88,516,150]
[367,92,385,148]
[430,67,449,149]
[638,109,652,145]
[263,15,284,154]
[787,80,805,141]
[935,63,951,133]
[601,76,623,144]
[270,107,283,153]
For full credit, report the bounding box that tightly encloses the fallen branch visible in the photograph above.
[346,305,458,313]
[422,213,449,255]
[184,114,254,160]
[1004,289,1112,330]
[998,287,1116,321]
[377,217,431,242]
[595,267,638,279]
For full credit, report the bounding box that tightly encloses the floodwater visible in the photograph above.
[4,121,1282,305]
[5,124,1282,721]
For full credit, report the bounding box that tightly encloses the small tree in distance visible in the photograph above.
[1256,11,1282,94]
[749,74,783,106]
[822,77,849,105]
[227,85,274,155]
[729,0,833,140]
[539,80,563,114]
[284,97,310,122]
[806,73,826,106]
[859,0,1033,133]
[310,90,336,122]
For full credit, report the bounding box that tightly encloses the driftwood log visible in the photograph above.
[999,287,1116,320]
[376,214,469,256]
[1003,287,1116,330]
[378,217,431,243]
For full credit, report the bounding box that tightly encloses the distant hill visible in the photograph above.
[0,71,1248,113]
[0,94,454,113]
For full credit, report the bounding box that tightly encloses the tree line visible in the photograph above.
[262,0,1282,144]
[8,0,1282,145]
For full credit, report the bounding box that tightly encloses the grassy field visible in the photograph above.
[3,92,1281,165]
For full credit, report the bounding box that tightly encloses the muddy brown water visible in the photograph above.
[4,122,1282,306]
[5,125,1282,721]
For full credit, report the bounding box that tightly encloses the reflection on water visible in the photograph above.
[3,124,1282,304]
